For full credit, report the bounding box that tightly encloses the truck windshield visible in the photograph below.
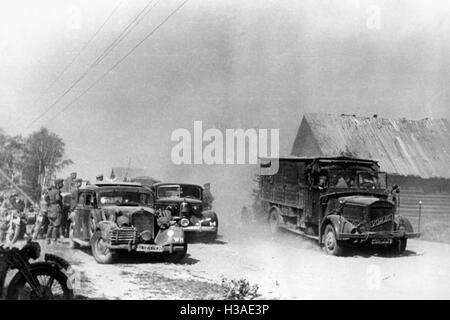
[98,189,152,207]
[329,171,386,189]
[157,185,202,200]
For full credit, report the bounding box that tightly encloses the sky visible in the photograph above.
[1,0,450,211]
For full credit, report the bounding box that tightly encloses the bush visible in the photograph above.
[221,277,260,300]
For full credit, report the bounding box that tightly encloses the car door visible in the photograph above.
[74,191,94,241]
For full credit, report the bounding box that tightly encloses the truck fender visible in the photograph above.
[320,215,356,244]
[394,215,414,233]
[97,220,117,240]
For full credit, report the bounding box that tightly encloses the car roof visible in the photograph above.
[80,181,150,191]
[152,182,203,188]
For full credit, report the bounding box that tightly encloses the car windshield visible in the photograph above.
[98,189,152,207]
[157,185,201,200]
[329,171,386,189]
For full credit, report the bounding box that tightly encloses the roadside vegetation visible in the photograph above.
[221,277,260,300]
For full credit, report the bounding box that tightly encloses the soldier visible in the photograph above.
[0,196,12,243]
[46,179,64,244]
[33,190,49,240]
[63,172,77,192]
[202,183,214,210]
[70,178,82,211]
[96,174,104,182]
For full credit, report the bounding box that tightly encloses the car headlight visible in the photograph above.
[140,230,152,241]
[180,218,190,227]
[167,229,174,237]
[157,216,170,229]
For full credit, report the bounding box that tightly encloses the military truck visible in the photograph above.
[258,156,420,256]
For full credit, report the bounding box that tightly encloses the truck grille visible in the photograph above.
[370,205,394,232]
[131,210,154,236]
[110,227,136,245]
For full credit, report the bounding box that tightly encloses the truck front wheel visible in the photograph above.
[269,210,280,234]
[390,238,407,255]
[323,224,344,256]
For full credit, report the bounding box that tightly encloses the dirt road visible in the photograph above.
[23,222,450,300]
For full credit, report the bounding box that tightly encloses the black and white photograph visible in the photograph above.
[0,0,449,306]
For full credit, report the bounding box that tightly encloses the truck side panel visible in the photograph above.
[260,160,306,209]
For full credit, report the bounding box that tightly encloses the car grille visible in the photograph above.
[370,205,394,232]
[131,210,154,236]
[110,227,136,245]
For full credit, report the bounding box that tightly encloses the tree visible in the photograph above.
[22,128,73,200]
[0,130,25,189]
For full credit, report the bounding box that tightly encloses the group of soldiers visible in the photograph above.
[0,192,27,243]
[32,172,106,244]
[33,172,84,244]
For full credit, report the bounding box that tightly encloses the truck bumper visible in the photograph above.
[338,231,420,241]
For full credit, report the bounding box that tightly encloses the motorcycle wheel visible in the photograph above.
[6,262,74,300]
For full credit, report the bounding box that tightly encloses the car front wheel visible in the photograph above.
[91,230,114,264]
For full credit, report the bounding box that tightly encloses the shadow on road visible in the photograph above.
[340,247,422,258]
[186,233,227,245]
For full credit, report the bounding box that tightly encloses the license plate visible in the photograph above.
[372,239,392,245]
[136,244,164,253]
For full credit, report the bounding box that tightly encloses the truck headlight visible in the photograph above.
[167,229,174,237]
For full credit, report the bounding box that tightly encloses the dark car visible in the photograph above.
[69,182,187,264]
[151,183,218,242]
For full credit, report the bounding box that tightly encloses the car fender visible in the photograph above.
[97,220,118,239]
[155,225,185,246]
[202,210,218,221]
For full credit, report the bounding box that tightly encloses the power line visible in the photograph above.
[46,0,190,123]
[27,0,124,119]
[25,0,158,130]
[93,0,160,67]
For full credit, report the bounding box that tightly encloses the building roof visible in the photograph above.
[291,113,450,179]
